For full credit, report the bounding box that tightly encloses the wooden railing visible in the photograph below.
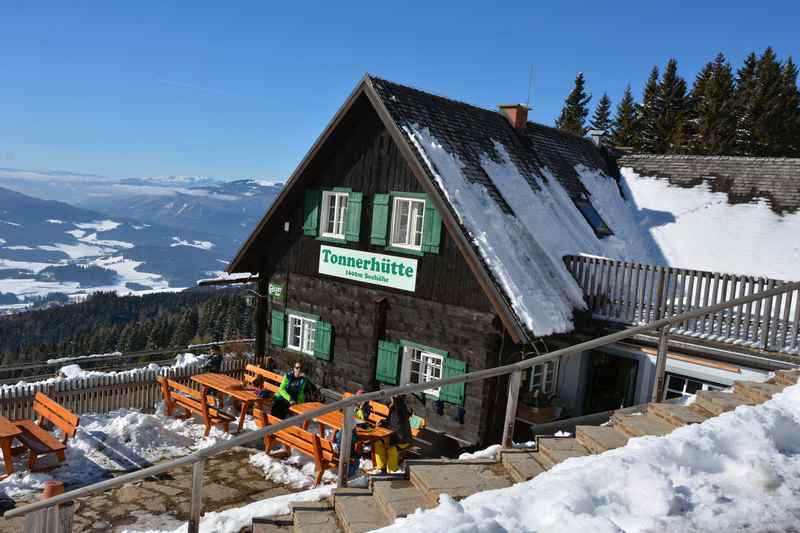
[0,358,248,420]
[564,255,800,353]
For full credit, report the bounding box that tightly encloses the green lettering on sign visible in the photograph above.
[318,245,418,292]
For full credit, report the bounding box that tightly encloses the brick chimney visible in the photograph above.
[498,104,529,131]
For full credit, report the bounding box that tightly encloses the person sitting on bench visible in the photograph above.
[270,362,307,419]
[370,395,412,474]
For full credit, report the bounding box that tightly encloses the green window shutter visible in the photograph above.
[270,310,286,347]
[345,191,363,242]
[440,358,466,406]
[375,340,401,384]
[370,194,390,246]
[422,199,442,254]
[303,189,321,236]
[313,321,332,360]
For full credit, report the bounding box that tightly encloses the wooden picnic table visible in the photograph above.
[191,373,265,433]
[0,415,22,476]
[289,402,394,442]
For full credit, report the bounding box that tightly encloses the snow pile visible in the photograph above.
[404,126,657,336]
[249,449,337,489]
[619,167,800,281]
[379,380,800,532]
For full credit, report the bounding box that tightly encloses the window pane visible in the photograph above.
[684,379,702,395]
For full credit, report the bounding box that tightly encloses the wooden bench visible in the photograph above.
[245,365,284,427]
[263,414,338,487]
[157,376,234,436]
[13,393,79,471]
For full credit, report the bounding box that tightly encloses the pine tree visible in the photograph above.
[555,72,592,136]
[590,93,613,135]
[777,57,800,156]
[611,85,639,147]
[637,66,661,152]
[689,53,737,154]
[734,52,758,154]
[652,59,689,153]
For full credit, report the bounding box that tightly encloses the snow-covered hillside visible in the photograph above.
[0,187,237,302]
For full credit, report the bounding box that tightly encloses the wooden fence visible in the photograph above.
[0,358,248,420]
[564,255,800,354]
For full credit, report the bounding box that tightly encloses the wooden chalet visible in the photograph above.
[226,76,800,446]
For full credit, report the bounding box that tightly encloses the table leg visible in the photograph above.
[1,437,14,475]
[237,401,249,433]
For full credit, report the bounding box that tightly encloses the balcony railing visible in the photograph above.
[564,255,800,354]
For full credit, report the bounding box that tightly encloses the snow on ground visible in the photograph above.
[378,379,800,533]
[404,126,657,336]
[170,237,215,250]
[3,245,35,250]
[619,167,800,281]
[75,220,122,232]
[38,241,116,259]
[46,219,65,224]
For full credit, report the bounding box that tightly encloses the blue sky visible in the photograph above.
[1,1,798,181]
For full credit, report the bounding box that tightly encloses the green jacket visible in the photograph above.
[276,372,306,403]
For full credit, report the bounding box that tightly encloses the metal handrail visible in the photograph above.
[6,279,800,528]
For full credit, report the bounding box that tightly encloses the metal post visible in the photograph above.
[188,459,205,533]
[651,325,670,402]
[502,370,523,448]
[337,406,355,488]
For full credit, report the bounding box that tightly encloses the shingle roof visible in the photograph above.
[618,154,800,214]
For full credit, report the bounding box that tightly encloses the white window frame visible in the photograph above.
[319,191,349,239]
[400,345,444,397]
[664,373,724,401]
[529,359,559,395]
[390,196,425,251]
[287,314,317,355]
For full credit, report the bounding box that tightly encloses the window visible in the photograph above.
[574,199,612,238]
[664,373,724,401]
[287,314,316,355]
[390,197,425,250]
[320,191,349,239]
[529,359,559,395]
[403,345,444,397]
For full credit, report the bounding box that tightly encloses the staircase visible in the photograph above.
[252,370,800,533]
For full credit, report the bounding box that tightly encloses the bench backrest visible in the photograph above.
[265,414,328,459]
[33,392,79,440]
[343,392,390,425]
[156,376,203,402]
[244,364,283,394]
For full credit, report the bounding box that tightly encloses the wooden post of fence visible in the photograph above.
[337,406,356,488]
[187,459,205,533]
[23,481,73,533]
[651,325,671,403]
[654,269,667,320]
[502,370,523,448]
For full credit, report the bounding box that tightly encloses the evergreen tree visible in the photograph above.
[689,53,737,155]
[652,59,689,153]
[637,66,661,152]
[590,93,613,135]
[555,72,592,136]
[777,57,800,156]
[734,52,758,154]
[611,85,639,147]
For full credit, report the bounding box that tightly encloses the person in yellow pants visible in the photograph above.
[370,395,412,474]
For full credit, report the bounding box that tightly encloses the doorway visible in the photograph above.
[583,351,639,414]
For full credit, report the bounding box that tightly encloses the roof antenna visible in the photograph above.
[526,64,533,108]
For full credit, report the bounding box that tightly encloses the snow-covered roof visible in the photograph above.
[370,77,658,337]
[619,155,800,281]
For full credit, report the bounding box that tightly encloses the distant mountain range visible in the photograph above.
[0,168,283,305]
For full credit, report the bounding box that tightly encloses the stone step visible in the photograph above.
[252,515,293,533]
[614,414,675,438]
[575,425,630,454]
[500,451,546,482]
[291,500,339,533]
[333,488,389,533]
[536,437,590,466]
[647,403,710,428]
[372,479,432,521]
[733,380,785,403]
[773,370,800,387]
[409,462,512,503]
[694,390,756,416]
